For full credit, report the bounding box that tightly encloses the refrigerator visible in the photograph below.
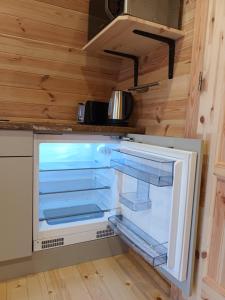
[33,133,203,296]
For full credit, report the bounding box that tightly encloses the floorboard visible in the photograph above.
[2,253,170,300]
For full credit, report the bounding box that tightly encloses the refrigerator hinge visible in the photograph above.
[121,137,134,142]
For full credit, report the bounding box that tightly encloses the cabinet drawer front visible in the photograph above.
[0,131,33,156]
[0,157,33,262]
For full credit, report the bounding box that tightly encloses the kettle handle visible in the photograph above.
[124,92,134,120]
[108,97,113,118]
[105,0,115,20]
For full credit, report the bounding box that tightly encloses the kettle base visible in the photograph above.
[107,120,129,127]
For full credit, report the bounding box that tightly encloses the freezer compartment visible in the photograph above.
[109,215,168,267]
[111,149,175,187]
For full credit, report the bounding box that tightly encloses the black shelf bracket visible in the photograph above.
[133,29,176,79]
[104,49,139,87]
[104,30,176,87]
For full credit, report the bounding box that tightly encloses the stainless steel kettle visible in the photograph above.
[108,91,134,125]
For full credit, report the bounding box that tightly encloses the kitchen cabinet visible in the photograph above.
[0,131,33,262]
[0,130,33,156]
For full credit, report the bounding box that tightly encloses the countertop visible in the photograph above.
[0,120,145,135]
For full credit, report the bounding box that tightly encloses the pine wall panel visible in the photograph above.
[0,0,198,130]
[0,0,120,122]
[117,0,197,137]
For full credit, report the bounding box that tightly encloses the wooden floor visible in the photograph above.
[0,252,171,300]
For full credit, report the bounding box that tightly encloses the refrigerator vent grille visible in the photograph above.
[96,227,115,239]
[41,238,64,249]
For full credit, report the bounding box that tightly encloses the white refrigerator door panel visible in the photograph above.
[166,152,197,281]
[167,161,183,270]
[118,141,197,282]
[120,184,172,244]
[178,152,197,280]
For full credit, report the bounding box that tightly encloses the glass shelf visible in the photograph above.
[40,161,110,172]
[108,215,167,267]
[39,189,113,224]
[40,204,107,225]
[39,179,110,195]
[111,149,174,187]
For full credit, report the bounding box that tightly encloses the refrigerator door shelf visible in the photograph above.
[111,148,175,187]
[119,179,151,211]
[120,193,152,211]
[109,215,168,267]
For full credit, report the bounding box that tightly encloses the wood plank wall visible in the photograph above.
[206,180,225,296]
[117,0,196,137]
[0,0,197,131]
[201,1,225,297]
[191,0,225,299]
[0,0,120,123]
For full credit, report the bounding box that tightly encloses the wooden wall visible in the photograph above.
[0,0,198,132]
[117,0,197,137]
[2,2,220,299]
[206,180,225,295]
[0,0,120,123]
[200,0,225,295]
[190,0,225,299]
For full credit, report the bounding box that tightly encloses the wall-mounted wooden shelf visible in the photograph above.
[82,15,185,57]
[82,15,184,85]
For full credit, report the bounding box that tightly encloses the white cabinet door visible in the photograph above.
[0,157,33,262]
[0,130,33,156]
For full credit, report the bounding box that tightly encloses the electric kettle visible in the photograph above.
[108,91,134,125]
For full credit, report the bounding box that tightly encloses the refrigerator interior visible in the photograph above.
[37,141,120,228]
